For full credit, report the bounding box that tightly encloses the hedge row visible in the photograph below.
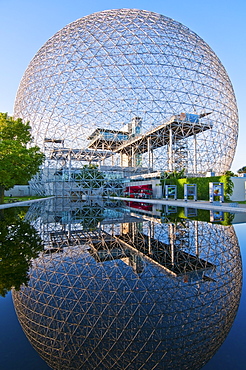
[176,207,234,225]
[160,174,233,201]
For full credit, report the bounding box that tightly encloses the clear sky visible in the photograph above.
[0,0,245,172]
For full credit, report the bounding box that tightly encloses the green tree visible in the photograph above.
[223,170,237,177]
[160,169,186,180]
[75,164,105,189]
[0,207,43,297]
[0,113,44,203]
[237,166,246,174]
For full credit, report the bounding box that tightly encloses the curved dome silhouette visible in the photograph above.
[14,9,238,177]
[13,217,242,370]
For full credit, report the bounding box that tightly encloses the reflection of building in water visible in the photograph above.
[13,202,242,370]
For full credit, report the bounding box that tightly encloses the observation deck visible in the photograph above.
[86,113,212,171]
[89,232,215,278]
[113,113,212,156]
[87,128,129,150]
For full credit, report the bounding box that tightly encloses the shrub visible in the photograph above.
[160,174,233,201]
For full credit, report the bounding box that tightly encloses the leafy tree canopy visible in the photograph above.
[0,207,43,297]
[75,164,105,189]
[160,169,186,180]
[237,166,246,174]
[0,113,44,202]
[223,170,237,177]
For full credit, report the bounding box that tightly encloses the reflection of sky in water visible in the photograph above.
[12,200,242,370]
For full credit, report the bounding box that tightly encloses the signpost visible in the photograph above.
[184,184,197,201]
[184,208,198,218]
[210,210,224,222]
[165,185,177,200]
[209,182,224,203]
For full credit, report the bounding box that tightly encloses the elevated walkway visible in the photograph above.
[113,115,212,156]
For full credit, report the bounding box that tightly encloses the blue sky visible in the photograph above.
[0,0,245,172]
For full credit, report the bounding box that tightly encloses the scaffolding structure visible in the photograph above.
[88,113,212,172]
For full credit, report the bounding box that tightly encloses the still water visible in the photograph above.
[0,198,245,369]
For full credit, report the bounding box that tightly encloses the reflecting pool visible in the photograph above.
[0,198,245,369]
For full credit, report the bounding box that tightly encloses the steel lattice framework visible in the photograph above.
[13,199,242,370]
[14,8,238,193]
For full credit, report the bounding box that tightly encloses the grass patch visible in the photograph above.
[4,195,48,203]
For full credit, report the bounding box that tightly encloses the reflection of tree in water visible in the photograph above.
[0,208,43,297]
[13,204,242,370]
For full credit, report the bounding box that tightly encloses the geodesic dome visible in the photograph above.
[14,8,238,177]
[13,200,242,370]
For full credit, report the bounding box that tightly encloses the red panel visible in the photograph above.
[125,201,152,211]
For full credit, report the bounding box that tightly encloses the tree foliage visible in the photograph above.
[223,170,237,177]
[237,166,246,174]
[0,207,43,297]
[0,113,44,202]
[75,164,105,189]
[160,169,186,180]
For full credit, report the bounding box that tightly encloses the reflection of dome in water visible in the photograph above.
[13,218,242,370]
[14,9,238,175]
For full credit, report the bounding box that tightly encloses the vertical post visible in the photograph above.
[193,134,197,175]
[194,221,199,256]
[131,147,135,167]
[209,182,213,203]
[132,223,136,244]
[151,221,155,239]
[148,221,151,254]
[169,224,175,266]
[147,137,151,173]
[102,142,105,166]
[168,128,173,171]
[67,219,71,240]
[184,183,187,201]
[68,150,72,181]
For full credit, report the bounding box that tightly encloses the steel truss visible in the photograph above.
[13,199,242,370]
[13,9,238,195]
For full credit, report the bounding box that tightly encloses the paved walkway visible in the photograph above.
[0,197,55,209]
[112,196,246,213]
[1,196,246,214]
